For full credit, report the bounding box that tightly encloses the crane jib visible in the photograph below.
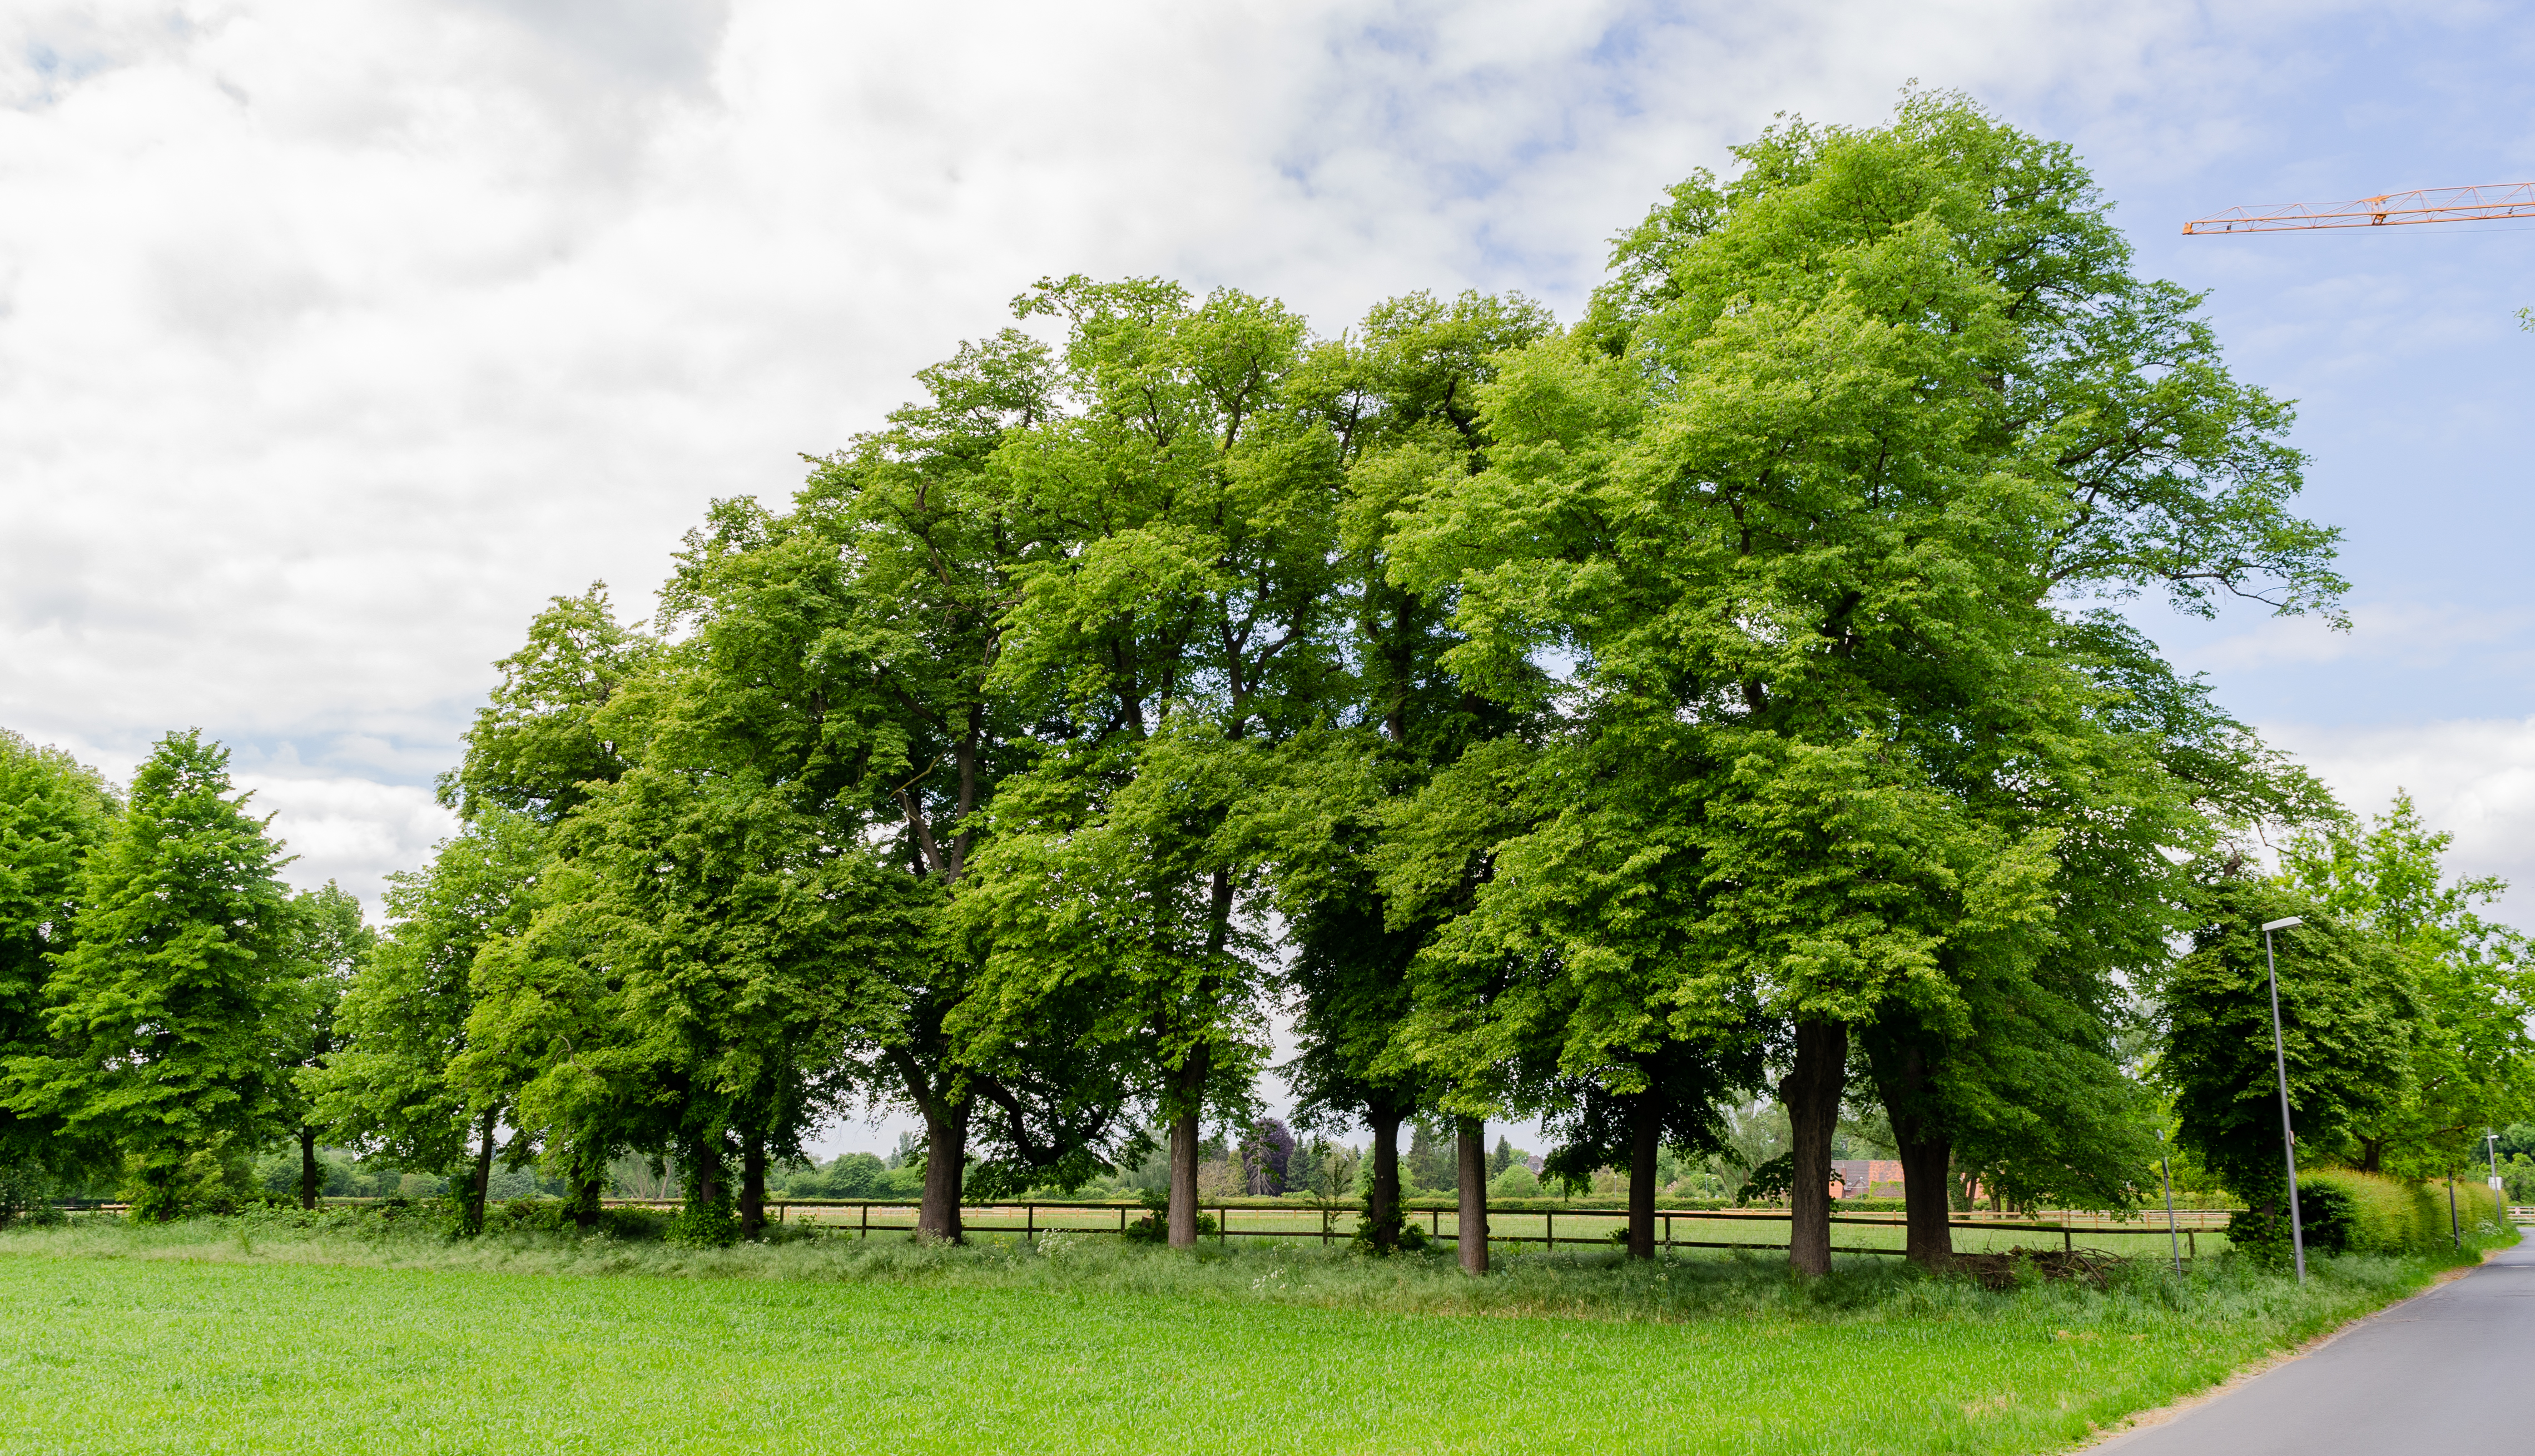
[2181,182,2535,233]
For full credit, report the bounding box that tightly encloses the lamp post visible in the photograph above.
[2157,1126,2182,1276]
[2491,1131,2507,1227]
[2262,916,2308,1283]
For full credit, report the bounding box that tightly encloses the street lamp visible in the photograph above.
[2262,916,2308,1283]
[2490,1131,2507,1226]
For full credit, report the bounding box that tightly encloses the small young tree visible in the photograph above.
[276,882,375,1209]
[9,732,302,1219]
[312,812,544,1233]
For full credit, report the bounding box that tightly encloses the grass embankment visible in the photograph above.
[0,1213,2513,1456]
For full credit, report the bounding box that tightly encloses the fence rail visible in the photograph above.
[55,1194,2246,1258]
[597,1197,2239,1256]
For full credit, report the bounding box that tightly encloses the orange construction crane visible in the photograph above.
[2182,182,2535,235]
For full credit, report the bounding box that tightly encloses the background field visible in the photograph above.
[3,1216,2505,1456]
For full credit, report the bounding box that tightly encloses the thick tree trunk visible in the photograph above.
[1456,1115,1489,1275]
[464,1117,496,1235]
[915,1099,968,1243]
[1781,1018,1848,1276]
[1627,1094,1659,1260]
[1365,1100,1403,1253]
[1166,1043,1211,1249]
[1168,1107,1202,1248]
[570,1172,603,1230]
[1896,1128,1953,1269]
[1867,1032,1953,1270]
[297,1127,320,1211]
[739,1131,767,1242]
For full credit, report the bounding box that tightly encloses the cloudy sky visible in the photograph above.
[6,1,2532,1150]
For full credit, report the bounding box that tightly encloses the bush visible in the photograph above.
[667,1199,741,1249]
[0,1156,63,1230]
[1120,1187,1219,1244]
[2268,1170,2506,1259]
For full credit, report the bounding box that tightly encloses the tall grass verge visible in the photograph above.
[4,1204,2512,1335]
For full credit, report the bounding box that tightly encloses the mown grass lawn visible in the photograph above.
[0,1218,2498,1456]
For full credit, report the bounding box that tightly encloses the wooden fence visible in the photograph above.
[581,1197,2238,1258]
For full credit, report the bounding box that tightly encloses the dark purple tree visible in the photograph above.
[1240,1119,1297,1195]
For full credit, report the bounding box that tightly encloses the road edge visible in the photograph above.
[2073,1234,2521,1452]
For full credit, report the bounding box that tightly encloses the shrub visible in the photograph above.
[2289,1169,2503,1256]
[1120,1186,1218,1244]
[0,1157,63,1230]
[667,1198,740,1249]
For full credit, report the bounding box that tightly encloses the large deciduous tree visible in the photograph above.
[956,277,1348,1248]
[2279,794,2535,1177]
[2155,871,2414,1240]
[9,732,303,1219]
[0,730,119,1186]
[1386,92,2341,1273]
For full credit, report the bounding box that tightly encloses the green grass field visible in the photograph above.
[0,1215,2501,1455]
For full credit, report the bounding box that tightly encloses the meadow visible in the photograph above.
[1,1213,2509,1456]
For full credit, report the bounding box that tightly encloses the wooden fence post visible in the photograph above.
[1218,1207,1227,1243]
[860,1202,869,1240]
[1026,1204,1034,1242]
[1546,1210,1554,1249]
[1118,1205,1126,1236]
[1322,1208,1331,1247]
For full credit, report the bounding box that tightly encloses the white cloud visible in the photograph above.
[235,771,460,910]
[2186,600,2533,672]
[0,0,2512,926]
[2264,717,2535,923]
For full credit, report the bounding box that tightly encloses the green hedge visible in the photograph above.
[2294,1169,2503,1255]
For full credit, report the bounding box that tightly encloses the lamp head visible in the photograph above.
[2261,917,2304,932]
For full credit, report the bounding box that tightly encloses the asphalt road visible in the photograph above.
[2097,1229,2535,1452]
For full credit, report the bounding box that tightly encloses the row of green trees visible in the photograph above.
[6,94,2529,1265]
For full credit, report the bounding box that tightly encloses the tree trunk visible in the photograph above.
[739,1131,767,1242]
[1167,1106,1202,1249]
[464,1117,495,1235]
[570,1172,603,1230]
[1456,1115,1489,1275]
[1867,1031,1953,1270]
[1627,1094,1659,1260]
[297,1126,320,1211]
[915,1097,968,1243]
[1781,1017,1847,1276]
[1896,1127,1953,1269]
[1365,1100,1403,1254]
[1166,1043,1211,1249]
[688,1137,727,1210]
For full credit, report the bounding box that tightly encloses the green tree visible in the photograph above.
[1384,93,2340,1273]
[2154,871,2414,1239]
[8,732,302,1219]
[312,812,544,1233]
[1263,289,1555,1260]
[0,730,120,1188]
[276,881,375,1209]
[2279,793,2535,1176]
[955,276,1349,1248]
